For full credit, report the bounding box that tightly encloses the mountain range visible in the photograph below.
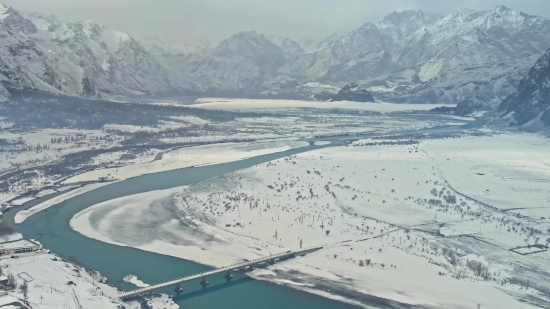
[0,3,548,111]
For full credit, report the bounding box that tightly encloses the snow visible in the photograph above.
[0,128,108,175]
[0,248,178,309]
[9,197,35,206]
[0,295,23,307]
[0,253,120,309]
[0,3,8,20]
[14,183,110,224]
[192,98,454,112]
[0,233,23,242]
[313,141,331,146]
[418,60,444,82]
[63,140,310,184]
[0,238,37,250]
[123,274,150,288]
[35,189,57,198]
[70,132,550,308]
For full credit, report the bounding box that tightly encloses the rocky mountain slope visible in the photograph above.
[489,48,550,130]
[284,6,549,103]
[0,4,204,100]
[331,82,375,102]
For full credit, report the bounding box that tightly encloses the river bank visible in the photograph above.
[69,131,550,309]
[13,122,492,309]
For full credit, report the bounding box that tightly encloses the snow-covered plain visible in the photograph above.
[191,98,455,112]
[70,132,550,309]
[1,105,445,206]
[0,128,110,174]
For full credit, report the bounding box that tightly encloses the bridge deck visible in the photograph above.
[119,247,321,298]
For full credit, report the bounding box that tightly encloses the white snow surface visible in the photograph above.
[63,140,310,184]
[70,133,550,309]
[14,182,110,224]
[192,98,454,112]
[0,253,177,309]
[123,274,150,288]
[0,253,120,309]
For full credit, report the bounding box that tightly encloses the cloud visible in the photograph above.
[2,0,550,44]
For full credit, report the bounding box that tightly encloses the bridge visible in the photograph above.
[118,246,322,299]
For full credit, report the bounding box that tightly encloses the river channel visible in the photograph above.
[18,123,467,309]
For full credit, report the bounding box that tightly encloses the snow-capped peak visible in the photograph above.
[494,5,510,12]
[378,10,442,32]
[0,3,11,20]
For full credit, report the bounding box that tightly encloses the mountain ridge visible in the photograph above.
[0,3,548,108]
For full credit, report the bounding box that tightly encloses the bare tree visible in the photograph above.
[20,281,28,298]
[7,273,16,289]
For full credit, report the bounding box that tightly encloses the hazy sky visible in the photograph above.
[3,0,550,44]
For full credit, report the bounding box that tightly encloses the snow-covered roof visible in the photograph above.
[0,233,23,243]
[0,239,39,250]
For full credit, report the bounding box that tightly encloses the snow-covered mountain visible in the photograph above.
[489,48,550,130]
[283,6,550,103]
[0,3,202,100]
[0,4,549,104]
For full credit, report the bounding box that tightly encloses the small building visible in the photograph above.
[0,239,40,255]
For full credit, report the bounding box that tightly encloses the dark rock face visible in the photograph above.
[453,95,502,116]
[331,82,375,102]
[497,49,550,128]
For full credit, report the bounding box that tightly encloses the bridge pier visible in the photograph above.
[200,277,209,289]
[225,271,233,282]
[174,283,183,295]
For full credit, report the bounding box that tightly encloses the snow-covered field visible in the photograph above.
[0,128,111,175]
[70,132,550,308]
[1,105,448,207]
[63,140,310,184]
[0,253,177,309]
[191,98,455,112]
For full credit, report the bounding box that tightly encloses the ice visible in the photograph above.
[123,274,150,288]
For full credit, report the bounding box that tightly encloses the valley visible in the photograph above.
[0,1,549,308]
